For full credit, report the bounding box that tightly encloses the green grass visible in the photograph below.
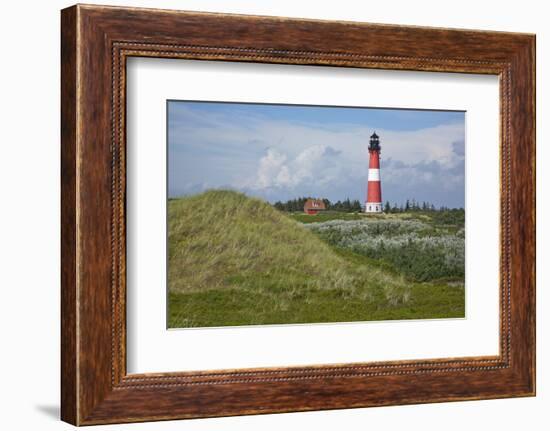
[289,211,367,224]
[168,190,464,328]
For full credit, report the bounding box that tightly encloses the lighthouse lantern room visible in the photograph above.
[365,132,383,213]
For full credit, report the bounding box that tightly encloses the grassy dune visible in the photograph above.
[168,190,464,328]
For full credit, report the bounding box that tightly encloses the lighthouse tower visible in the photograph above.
[365,132,383,213]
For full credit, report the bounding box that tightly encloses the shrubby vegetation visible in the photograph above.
[305,217,464,282]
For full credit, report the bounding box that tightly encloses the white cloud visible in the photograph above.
[250,144,342,191]
[256,148,288,188]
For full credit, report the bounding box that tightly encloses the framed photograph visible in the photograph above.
[163,101,467,330]
[61,4,535,425]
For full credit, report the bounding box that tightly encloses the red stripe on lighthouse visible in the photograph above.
[367,181,382,203]
[368,151,380,169]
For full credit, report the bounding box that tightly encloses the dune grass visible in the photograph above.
[168,190,464,328]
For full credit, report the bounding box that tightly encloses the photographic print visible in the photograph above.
[167,101,466,328]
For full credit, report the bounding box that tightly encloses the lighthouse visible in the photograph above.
[365,132,383,213]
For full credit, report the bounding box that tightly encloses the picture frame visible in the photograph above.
[61,4,535,425]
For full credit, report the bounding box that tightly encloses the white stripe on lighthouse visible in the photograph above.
[368,169,380,181]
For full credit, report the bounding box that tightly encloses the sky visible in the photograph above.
[167,101,465,208]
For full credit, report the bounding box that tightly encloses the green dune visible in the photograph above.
[168,190,464,328]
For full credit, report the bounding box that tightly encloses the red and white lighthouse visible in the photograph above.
[365,132,383,213]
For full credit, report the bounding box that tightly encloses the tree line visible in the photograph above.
[383,199,460,213]
[273,197,463,214]
[273,197,362,213]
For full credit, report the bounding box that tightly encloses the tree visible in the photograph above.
[352,200,362,212]
[345,198,352,212]
[384,201,391,213]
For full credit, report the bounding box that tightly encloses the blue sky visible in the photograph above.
[168,101,465,208]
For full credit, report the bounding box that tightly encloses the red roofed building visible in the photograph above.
[304,198,326,215]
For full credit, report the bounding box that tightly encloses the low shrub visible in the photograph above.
[305,218,464,282]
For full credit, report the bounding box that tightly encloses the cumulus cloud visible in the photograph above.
[249,145,343,191]
[452,139,465,157]
[256,148,288,188]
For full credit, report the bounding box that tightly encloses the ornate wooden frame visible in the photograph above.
[61,4,535,425]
